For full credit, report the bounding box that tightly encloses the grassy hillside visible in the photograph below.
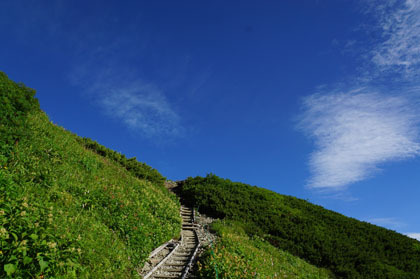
[0,72,181,278]
[195,220,333,279]
[77,137,166,186]
[179,174,420,279]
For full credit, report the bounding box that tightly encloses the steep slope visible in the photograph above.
[0,72,181,278]
[195,220,333,279]
[179,174,420,279]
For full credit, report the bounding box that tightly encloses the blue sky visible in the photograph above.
[1,0,420,239]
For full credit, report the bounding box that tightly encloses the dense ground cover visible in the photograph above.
[179,174,420,279]
[78,137,165,186]
[0,72,181,278]
[195,220,333,279]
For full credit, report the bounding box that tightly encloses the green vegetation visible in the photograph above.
[0,72,39,159]
[179,174,420,279]
[3,70,419,278]
[195,220,333,279]
[78,137,165,186]
[0,72,181,278]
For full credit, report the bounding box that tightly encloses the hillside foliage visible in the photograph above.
[195,220,333,279]
[179,174,420,279]
[0,72,181,278]
[78,137,165,186]
[0,72,39,159]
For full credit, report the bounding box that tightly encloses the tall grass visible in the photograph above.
[0,72,181,278]
[196,221,333,279]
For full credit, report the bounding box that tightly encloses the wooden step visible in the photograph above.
[172,256,190,259]
[173,252,191,256]
[165,262,185,266]
[161,267,184,272]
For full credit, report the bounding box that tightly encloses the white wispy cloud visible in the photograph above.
[406,233,420,241]
[70,65,183,138]
[298,89,420,189]
[67,36,184,139]
[98,81,182,137]
[370,0,420,77]
[299,0,420,189]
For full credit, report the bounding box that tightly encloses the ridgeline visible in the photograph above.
[178,175,420,279]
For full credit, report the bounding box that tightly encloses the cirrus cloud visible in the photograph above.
[299,0,420,189]
[370,0,420,77]
[68,41,184,139]
[298,89,420,189]
[99,81,182,138]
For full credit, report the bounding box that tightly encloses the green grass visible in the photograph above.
[195,221,333,279]
[0,72,181,278]
[77,137,166,186]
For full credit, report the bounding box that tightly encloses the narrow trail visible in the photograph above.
[142,205,200,279]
